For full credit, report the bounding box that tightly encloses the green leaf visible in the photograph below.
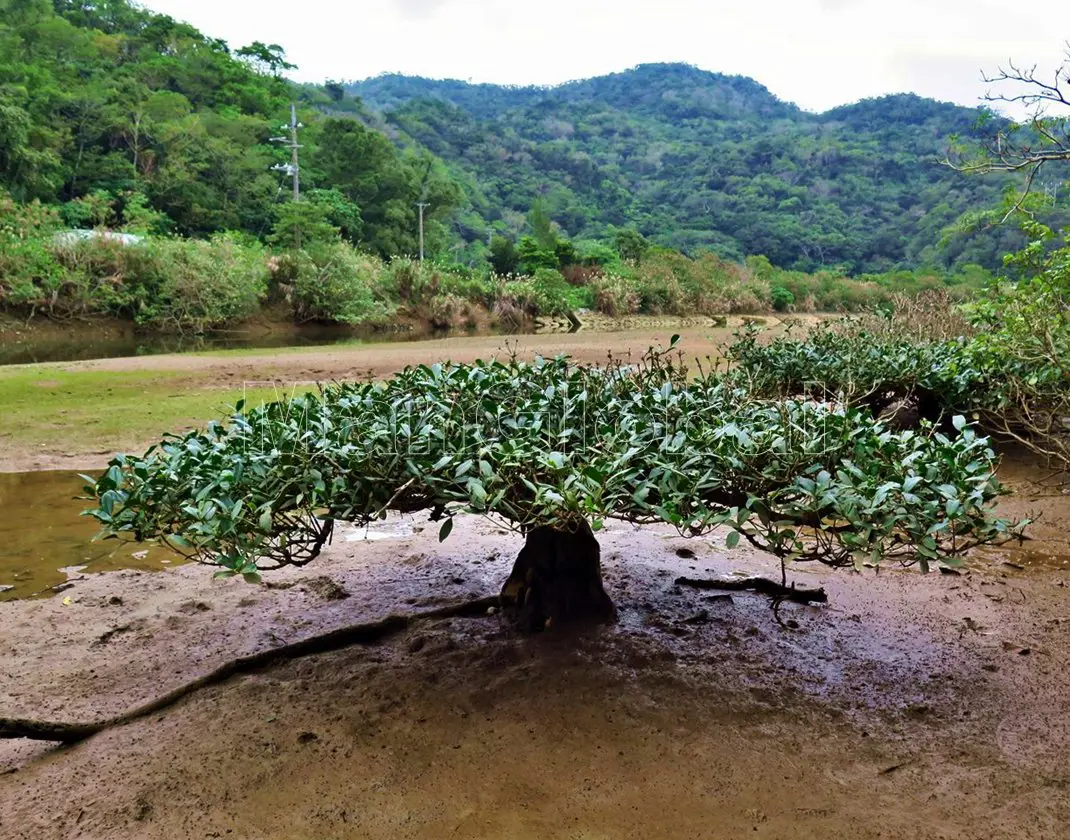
[455,459,474,478]
[952,415,966,432]
[726,531,740,549]
[439,518,454,542]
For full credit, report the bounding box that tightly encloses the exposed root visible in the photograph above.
[674,576,828,605]
[0,595,499,744]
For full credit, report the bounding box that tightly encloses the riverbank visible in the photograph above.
[0,309,471,366]
[0,316,805,472]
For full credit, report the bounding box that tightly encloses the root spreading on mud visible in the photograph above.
[0,595,499,744]
[674,576,828,605]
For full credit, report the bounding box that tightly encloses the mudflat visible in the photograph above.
[0,452,1067,840]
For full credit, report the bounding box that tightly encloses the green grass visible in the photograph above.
[0,366,311,462]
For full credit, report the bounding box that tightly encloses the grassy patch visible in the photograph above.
[0,366,311,461]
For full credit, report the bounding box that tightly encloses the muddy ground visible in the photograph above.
[0,453,1068,840]
[2,322,1068,839]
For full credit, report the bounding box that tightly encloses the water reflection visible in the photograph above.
[0,322,501,366]
[0,471,177,600]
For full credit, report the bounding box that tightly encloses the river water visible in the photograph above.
[0,323,503,366]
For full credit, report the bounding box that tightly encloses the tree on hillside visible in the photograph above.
[527,198,557,249]
[268,200,339,250]
[235,42,295,77]
[614,228,649,264]
[310,118,461,257]
[324,80,346,102]
[488,235,519,275]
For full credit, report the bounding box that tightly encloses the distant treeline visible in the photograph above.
[0,190,992,334]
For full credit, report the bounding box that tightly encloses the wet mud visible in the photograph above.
[0,463,1068,838]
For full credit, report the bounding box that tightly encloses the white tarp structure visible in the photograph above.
[52,230,144,247]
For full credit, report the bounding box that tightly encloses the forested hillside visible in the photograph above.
[0,0,1046,314]
[351,64,1026,272]
[0,0,460,255]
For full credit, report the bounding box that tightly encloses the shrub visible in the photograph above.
[33,234,267,331]
[86,350,1021,631]
[147,235,268,331]
[437,270,497,308]
[384,257,450,306]
[427,293,469,328]
[498,269,583,319]
[0,194,67,314]
[276,243,393,325]
[589,274,640,316]
[770,285,795,312]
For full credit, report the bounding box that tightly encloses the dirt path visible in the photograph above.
[1,498,1068,839]
[52,321,747,378]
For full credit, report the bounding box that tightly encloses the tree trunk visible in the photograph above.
[500,522,616,631]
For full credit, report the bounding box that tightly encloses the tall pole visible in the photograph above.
[269,106,303,248]
[289,103,300,202]
[415,201,429,263]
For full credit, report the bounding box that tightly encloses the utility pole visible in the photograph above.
[289,103,301,202]
[270,105,303,201]
[270,104,303,246]
[415,201,429,263]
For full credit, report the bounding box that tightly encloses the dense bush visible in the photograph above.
[728,236,1070,468]
[51,236,268,331]
[87,350,1019,581]
[147,236,268,331]
[427,293,471,328]
[274,244,393,325]
[770,285,795,312]
[0,184,1005,334]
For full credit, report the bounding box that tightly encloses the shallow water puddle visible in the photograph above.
[0,470,177,600]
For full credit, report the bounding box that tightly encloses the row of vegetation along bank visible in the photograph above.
[728,224,1070,472]
[1,192,993,335]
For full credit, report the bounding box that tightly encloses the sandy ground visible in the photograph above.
[1,316,803,472]
[0,454,1068,839]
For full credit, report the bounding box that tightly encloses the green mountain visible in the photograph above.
[349,64,1020,273]
[0,0,1024,274]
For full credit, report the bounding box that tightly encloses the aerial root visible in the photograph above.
[0,594,499,744]
[674,575,828,605]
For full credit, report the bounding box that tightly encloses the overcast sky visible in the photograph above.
[143,0,1070,114]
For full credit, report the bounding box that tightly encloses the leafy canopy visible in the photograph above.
[85,348,1018,581]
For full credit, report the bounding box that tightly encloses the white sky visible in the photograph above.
[142,0,1070,114]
